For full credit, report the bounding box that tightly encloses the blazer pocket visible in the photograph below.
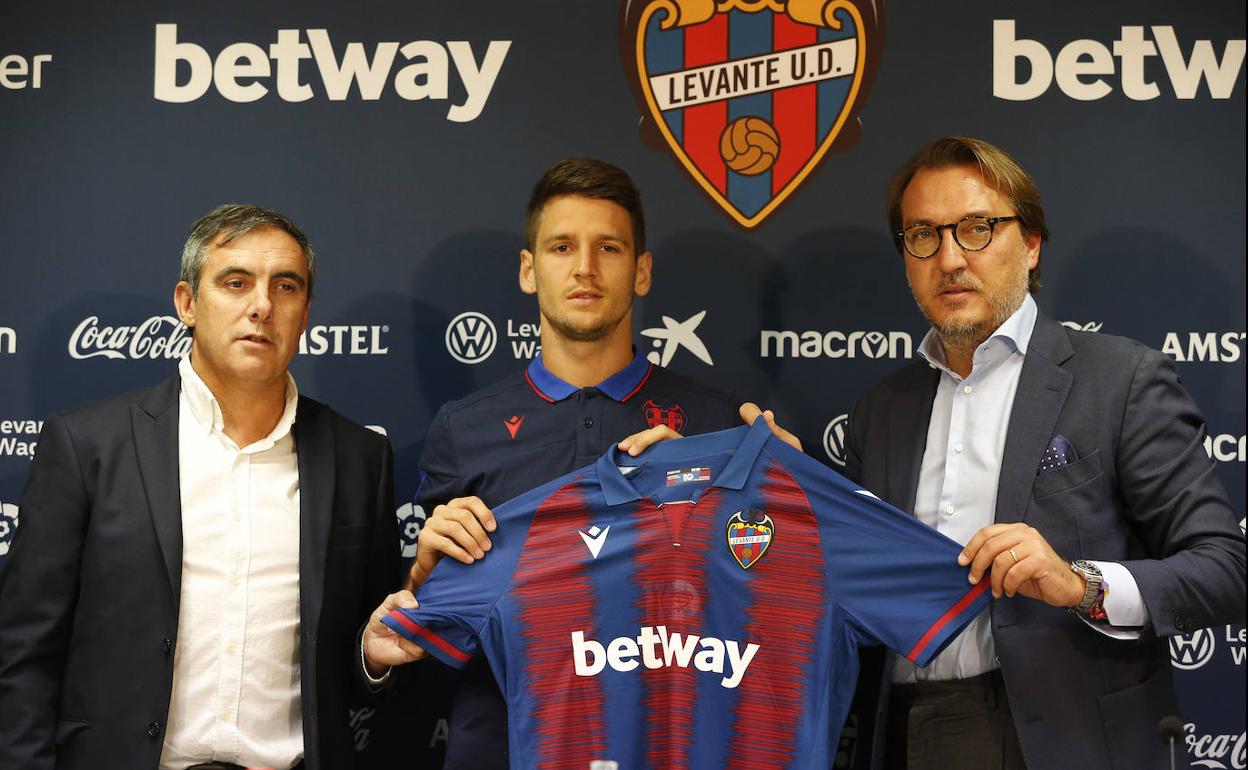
[1033,449,1103,500]
[330,523,372,549]
[55,718,90,745]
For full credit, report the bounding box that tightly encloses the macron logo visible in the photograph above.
[578,525,610,559]
[571,626,759,689]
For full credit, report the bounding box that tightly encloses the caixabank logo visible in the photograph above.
[620,0,883,228]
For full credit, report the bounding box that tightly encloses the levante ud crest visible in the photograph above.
[726,509,775,569]
[621,0,884,227]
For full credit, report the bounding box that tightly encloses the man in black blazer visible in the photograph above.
[843,137,1245,769]
[0,205,399,770]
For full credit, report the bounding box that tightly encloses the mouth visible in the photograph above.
[937,285,977,301]
[566,290,603,304]
[238,333,274,346]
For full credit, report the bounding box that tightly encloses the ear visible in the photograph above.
[634,251,653,297]
[518,249,537,295]
[1024,230,1041,270]
[173,281,196,328]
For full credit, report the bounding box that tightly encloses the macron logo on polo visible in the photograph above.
[578,525,610,559]
[571,626,759,689]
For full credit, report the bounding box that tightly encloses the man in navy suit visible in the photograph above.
[843,136,1244,769]
[0,205,398,770]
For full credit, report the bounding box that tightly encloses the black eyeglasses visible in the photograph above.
[895,216,1020,259]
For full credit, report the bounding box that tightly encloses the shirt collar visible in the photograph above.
[525,348,653,403]
[918,293,1038,375]
[597,417,771,506]
[178,355,299,450]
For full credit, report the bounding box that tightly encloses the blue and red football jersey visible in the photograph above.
[386,419,991,770]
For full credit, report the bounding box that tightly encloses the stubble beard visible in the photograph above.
[914,266,1029,356]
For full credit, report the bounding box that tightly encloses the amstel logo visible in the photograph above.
[620,0,884,227]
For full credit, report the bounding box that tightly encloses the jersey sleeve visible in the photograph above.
[767,441,992,667]
[382,501,528,669]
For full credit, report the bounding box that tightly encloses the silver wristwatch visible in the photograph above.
[1069,559,1102,614]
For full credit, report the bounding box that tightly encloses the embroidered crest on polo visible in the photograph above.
[643,399,687,431]
[725,509,774,569]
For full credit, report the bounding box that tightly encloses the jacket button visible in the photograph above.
[583,417,594,429]
[161,637,173,653]
[1175,615,1193,633]
[147,721,162,739]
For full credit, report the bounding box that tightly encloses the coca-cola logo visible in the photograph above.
[68,315,192,361]
[1186,723,1246,769]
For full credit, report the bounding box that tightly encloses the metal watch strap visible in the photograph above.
[1069,559,1102,614]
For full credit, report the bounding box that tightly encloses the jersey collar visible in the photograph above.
[525,349,653,403]
[597,417,772,506]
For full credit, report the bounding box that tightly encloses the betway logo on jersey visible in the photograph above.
[760,330,912,359]
[69,316,388,359]
[1162,332,1246,363]
[153,24,510,122]
[0,419,42,460]
[0,326,15,354]
[994,20,1246,101]
[571,626,759,689]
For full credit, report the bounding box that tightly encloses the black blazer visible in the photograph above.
[844,313,1245,770]
[0,376,399,770]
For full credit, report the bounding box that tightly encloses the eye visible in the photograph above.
[551,243,572,254]
[910,226,935,241]
[225,278,246,289]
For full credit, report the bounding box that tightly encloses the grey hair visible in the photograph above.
[180,204,317,297]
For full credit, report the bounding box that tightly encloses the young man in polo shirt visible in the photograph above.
[362,157,743,769]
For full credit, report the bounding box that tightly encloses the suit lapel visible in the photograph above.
[132,377,184,596]
[294,397,335,636]
[996,315,1074,524]
[891,364,939,515]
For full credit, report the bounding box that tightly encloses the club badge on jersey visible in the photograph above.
[726,509,774,569]
[643,399,687,432]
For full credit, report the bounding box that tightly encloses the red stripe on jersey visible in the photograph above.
[771,15,817,195]
[631,489,721,769]
[727,464,827,770]
[385,612,472,664]
[511,481,605,767]
[524,369,557,403]
[905,579,992,663]
[684,15,729,194]
[619,363,654,403]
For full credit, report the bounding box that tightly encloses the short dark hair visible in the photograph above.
[524,157,647,254]
[886,136,1047,293]
[181,204,317,297]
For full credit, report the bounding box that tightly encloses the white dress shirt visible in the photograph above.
[159,356,304,770]
[894,295,1146,684]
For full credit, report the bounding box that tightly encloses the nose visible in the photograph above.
[572,245,597,278]
[933,226,969,273]
[248,285,274,321]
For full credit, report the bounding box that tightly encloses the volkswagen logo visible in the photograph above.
[445,311,497,364]
[1170,628,1216,670]
[823,414,849,467]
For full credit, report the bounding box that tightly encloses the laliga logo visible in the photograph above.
[0,502,19,556]
[620,0,884,227]
[396,502,427,559]
[1170,628,1216,670]
[445,311,497,364]
[823,414,848,467]
[69,315,191,360]
[641,310,714,366]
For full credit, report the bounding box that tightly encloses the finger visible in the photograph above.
[420,531,479,565]
[442,497,496,532]
[619,425,682,456]
[958,523,1014,566]
[968,533,1016,584]
[434,510,493,555]
[760,410,803,452]
[999,553,1037,598]
[738,402,763,426]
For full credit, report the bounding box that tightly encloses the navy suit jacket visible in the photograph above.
[0,376,399,770]
[844,313,1245,770]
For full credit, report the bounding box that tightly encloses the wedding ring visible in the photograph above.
[1009,548,1019,563]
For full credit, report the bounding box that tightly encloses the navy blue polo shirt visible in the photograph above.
[414,350,740,770]
[416,350,740,516]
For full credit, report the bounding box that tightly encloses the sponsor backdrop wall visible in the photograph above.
[2,1,1244,767]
